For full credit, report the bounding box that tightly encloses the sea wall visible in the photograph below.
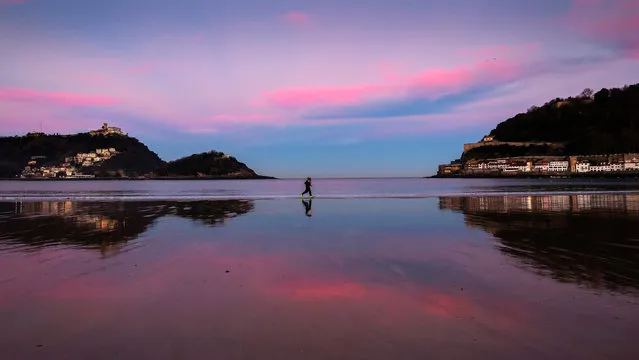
[462,141,563,153]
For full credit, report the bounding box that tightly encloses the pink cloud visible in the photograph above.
[261,55,529,110]
[0,0,24,5]
[0,87,118,107]
[283,11,311,25]
[376,61,404,82]
[262,84,387,108]
[209,113,277,122]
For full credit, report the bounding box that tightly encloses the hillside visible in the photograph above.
[0,131,272,179]
[155,150,272,179]
[463,83,639,159]
[0,133,164,178]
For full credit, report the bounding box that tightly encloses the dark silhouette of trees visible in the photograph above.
[155,151,269,178]
[484,83,639,157]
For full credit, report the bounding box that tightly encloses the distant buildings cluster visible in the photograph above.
[19,124,123,178]
[439,154,639,176]
[438,134,639,176]
[20,147,119,179]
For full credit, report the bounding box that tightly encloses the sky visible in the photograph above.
[1,0,638,177]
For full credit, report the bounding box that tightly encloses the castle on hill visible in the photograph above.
[90,123,122,136]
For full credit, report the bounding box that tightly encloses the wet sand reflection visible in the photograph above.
[439,193,639,293]
[0,196,638,359]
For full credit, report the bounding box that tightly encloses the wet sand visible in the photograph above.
[1,195,639,359]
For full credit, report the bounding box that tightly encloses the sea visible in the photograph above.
[1,178,639,359]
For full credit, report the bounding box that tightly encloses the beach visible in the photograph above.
[1,179,639,359]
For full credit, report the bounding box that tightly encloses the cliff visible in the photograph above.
[154,150,273,179]
[462,83,639,159]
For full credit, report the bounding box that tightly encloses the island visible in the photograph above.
[0,123,274,180]
[434,83,639,178]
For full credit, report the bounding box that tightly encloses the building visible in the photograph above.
[610,163,624,171]
[487,159,508,170]
[437,163,462,176]
[576,161,590,173]
[90,123,123,136]
[481,135,494,142]
[625,154,639,170]
[503,161,531,173]
[548,161,569,172]
[590,163,611,172]
[533,161,549,172]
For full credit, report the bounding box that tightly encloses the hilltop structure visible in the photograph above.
[90,123,123,136]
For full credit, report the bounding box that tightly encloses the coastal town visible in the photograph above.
[19,123,122,179]
[437,135,639,177]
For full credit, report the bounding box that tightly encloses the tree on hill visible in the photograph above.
[484,83,639,156]
[155,150,265,178]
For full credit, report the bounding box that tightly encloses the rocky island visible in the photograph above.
[435,83,639,178]
[0,123,273,180]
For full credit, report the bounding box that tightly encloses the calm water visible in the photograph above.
[1,179,639,359]
[2,178,639,200]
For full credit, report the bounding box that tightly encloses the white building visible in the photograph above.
[487,159,508,170]
[576,162,590,173]
[625,162,639,170]
[610,163,624,171]
[590,164,612,172]
[503,161,530,173]
[548,161,569,172]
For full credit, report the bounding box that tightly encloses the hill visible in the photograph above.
[155,150,272,179]
[0,129,272,179]
[0,132,164,178]
[462,83,639,159]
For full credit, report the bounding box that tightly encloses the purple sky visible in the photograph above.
[1,0,638,177]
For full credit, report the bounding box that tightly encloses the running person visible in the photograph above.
[301,177,313,198]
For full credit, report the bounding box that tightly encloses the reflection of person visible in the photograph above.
[302,199,312,217]
[301,177,313,198]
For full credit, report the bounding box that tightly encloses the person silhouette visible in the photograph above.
[301,198,312,217]
[300,177,313,198]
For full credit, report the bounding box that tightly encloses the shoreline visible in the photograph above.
[5,189,639,202]
[0,175,277,181]
[429,172,639,179]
